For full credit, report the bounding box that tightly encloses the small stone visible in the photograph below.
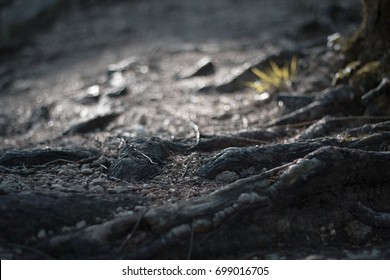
[59,169,77,176]
[81,164,90,169]
[75,220,86,229]
[179,57,215,79]
[53,178,65,185]
[51,183,63,189]
[91,178,105,186]
[89,185,104,193]
[115,210,134,217]
[134,205,146,212]
[58,170,66,176]
[81,168,93,175]
[69,185,85,192]
[146,193,156,199]
[114,185,131,193]
[104,86,128,98]
[215,170,239,183]
[37,229,46,238]
[61,226,71,233]
[140,189,150,195]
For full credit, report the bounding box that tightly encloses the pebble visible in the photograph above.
[58,169,77,176]
[75,220,86,229]
[89,185,104,193]
[140,189,150,195]
[113,185,131,193]
[115,210,134,217]
[69,185,85,192]
[61,226,71,233]
[215,170,239,183]
[53,178,65,185]
[91,178,105,186]
[37,229,46,238]
[51,183,63,189]
[81,168,93,175]
[134,205,146,212]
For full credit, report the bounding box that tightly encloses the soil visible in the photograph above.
[3,0,390,260]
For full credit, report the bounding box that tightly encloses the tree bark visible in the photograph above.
[346,0,390,63]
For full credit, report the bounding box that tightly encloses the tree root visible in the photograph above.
[37,146,390,259]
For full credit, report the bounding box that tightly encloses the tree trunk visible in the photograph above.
[346,0,390,63]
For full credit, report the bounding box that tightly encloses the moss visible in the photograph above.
[349,61,382,95]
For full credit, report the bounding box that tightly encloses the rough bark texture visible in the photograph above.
[346,0,390,63]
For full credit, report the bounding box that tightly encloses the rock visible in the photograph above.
[215,170,239,183]
[89,185,104,193]
[64,112,121,135]
[113,185,132,193]
[107,56,139,75]
[109,72,126,88]
[76,85,101,105]
[109,158,160,183]
[37,229,47,239]
[81,168,93,175]
[178,57,215,79]
[91,178,105,186]
[58,168,77,176]
[213,50,304,93]
[75,220,86,229]
[103,86,128,98]
[69,185,85,192]
[109,137,170,182]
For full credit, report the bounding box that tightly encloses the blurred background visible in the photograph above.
[1,0,361,53]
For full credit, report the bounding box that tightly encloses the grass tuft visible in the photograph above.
[244,56,298,94]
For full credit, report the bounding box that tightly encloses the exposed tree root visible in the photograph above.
[37,145,390,259]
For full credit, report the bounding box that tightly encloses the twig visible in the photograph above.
[181,164,189,179]
[118,208,147,252]
[189,121,201,146]
[134,148,157,165]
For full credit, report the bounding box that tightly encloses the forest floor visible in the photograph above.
[3,0,390,260]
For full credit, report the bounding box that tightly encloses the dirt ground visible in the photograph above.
[4,0,388,260]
